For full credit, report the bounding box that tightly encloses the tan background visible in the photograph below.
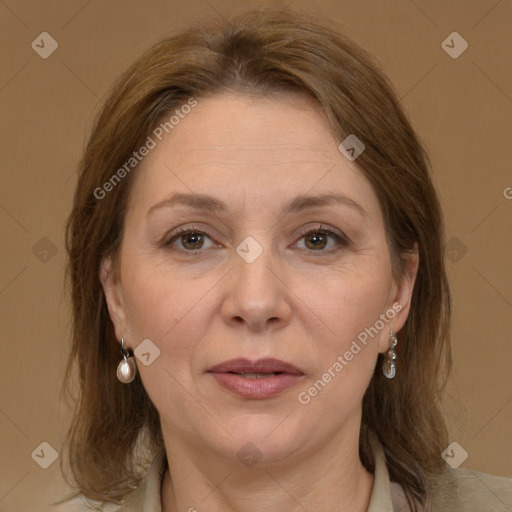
[1,0,511,510]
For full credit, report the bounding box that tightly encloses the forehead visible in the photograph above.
[126,93,380,221]
[150,92,341,164]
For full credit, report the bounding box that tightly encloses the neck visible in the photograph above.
[161,424,374,512]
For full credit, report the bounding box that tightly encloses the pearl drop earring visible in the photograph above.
[116,337,137,383]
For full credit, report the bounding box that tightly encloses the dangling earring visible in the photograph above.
[116,337,137,383]
[382,330,398,379]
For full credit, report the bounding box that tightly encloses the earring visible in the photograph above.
[116,337,137,383]
[382,330,397,379]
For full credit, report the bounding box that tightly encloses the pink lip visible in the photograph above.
[208,358,305,399]
[209,357,303,375]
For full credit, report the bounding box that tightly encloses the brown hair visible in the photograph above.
[60,7,452,510]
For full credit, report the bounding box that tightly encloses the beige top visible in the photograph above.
[57,434,512,511]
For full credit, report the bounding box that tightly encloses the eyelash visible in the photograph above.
[162,224,349,257]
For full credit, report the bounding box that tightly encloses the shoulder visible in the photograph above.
[431,466,512,511]
[118,448,167,511]
[52,493,123,511]
[52,450,166,512]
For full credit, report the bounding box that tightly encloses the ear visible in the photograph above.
[379,242,419,353]
[99,256,130,345]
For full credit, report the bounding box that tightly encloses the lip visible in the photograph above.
[208,358,305,399]
[209,357,304,375]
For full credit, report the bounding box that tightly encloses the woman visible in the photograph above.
[58,7,512,512]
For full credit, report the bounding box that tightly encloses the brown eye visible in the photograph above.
[304,231,329,250]
[296,225,348,253]
[163,228,215,254]
[180,231,204,250]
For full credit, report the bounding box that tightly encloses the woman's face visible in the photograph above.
[101,92,418,466]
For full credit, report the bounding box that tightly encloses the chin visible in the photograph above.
[220,415,302,460]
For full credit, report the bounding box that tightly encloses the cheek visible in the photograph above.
[122,255,202,337]
[296,261,392,399]
[121,257,212,381]
[308,260,392,338]
[123,279,171,338]
[296,286,386,421]
[121,269,203,410]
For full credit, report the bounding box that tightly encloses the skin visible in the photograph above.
[100,92,419,512]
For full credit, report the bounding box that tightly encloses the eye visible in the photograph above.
[162,226,216,254]
[295,224,348,252]
[162,223,349,256]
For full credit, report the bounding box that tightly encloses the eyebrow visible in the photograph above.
[146,192,367,219]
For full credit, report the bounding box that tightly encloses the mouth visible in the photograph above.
[224,371,283,379]
[207,358,305,399]
[208,357,304,375]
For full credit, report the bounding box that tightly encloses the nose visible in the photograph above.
[220,240,293,333]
